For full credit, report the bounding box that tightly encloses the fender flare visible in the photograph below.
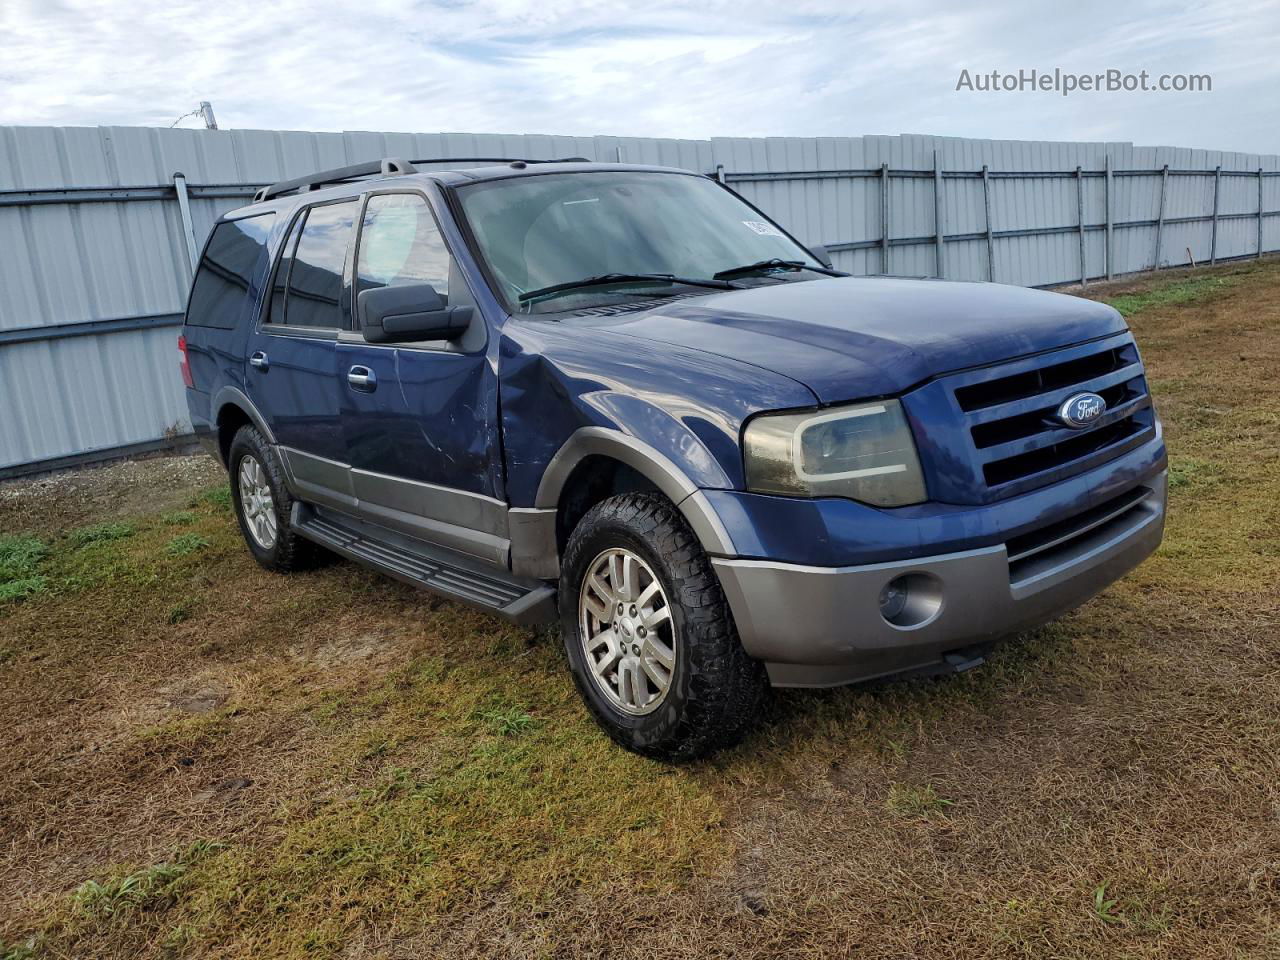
[533,426,737,557]
[211,386,277,458]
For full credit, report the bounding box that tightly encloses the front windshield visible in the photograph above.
[456,170,820,313]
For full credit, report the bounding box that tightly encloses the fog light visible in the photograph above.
[878,573,943,628]
[879,578,909,621]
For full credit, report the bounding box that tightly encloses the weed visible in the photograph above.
[885,783,954,816]
[166,534,210,557]
[73,863,187,917]
[69,522,135,547]
[168,603,193,625]
[161,510,197,526]
[1091,881,1125,925]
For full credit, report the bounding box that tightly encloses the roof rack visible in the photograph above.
[252,157,416,203]
[251,155,595,204]
[409,156,591,166]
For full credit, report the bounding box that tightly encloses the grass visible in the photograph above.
[69,522,135,547]
[165,534,210,557]
[885,783,953,816]
[1102,270,1241,317]
[0,535,47,603]
[2,259,1279,959]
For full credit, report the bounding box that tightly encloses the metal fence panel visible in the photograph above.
[2,124,1279,475]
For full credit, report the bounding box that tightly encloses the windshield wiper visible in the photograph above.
[517,272,737,304]
[713,258,849,280]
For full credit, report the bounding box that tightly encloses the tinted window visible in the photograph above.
[267,212,304,326]
[277,200,357,329]
[356,193,452,301]
[184,213,275,329]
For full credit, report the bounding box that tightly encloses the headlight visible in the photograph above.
[743,399,927,507]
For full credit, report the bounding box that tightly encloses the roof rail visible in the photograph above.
[408,156,592,166]
[252,157,416,204]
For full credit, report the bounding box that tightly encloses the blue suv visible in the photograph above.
[181,157,1167,759]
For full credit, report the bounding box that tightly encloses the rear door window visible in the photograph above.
[269,200,358,330]
[184,213,275,329]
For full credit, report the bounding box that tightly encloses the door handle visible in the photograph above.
[249,351,269,370]
[347,365,377,392]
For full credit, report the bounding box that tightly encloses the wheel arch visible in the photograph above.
[212,387,276,467]
[518,427,737,578]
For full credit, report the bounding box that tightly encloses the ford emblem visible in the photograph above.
[1056,392,1106,429]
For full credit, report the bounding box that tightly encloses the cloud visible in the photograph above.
[1,0,1278,155]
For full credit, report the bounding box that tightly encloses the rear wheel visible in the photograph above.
[559,492,768,761]
[228,425,321,572]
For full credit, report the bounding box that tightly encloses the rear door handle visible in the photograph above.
[347,365,377,392]
[249,351,269,370]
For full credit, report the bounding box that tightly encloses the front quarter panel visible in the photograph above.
[498,317,816,508]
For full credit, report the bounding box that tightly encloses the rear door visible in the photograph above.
[245,198,359,508]
[337,189,505,562]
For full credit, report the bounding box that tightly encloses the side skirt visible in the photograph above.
[291,502,557,625]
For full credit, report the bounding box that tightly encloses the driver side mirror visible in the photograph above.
[358,283,472,344]
[808,244,834,269]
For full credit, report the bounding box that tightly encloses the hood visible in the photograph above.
[597,277,1128,403]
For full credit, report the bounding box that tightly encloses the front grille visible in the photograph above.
[953,336,1154,495]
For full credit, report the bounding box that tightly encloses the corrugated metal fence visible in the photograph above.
[3,126,1279,477]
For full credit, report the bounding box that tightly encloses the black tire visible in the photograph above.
[227,424,321,573]
[559,492,768,762]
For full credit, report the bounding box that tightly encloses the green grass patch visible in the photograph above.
[0,535,48,603]
[0,939,38,960]
[191,484,232,512]
[69,522,135,547]
[1168,456,1225,490]
[161,510,197,526]
[477,705,539,737]
[166,533,210,557]
[886,783,954,816]
[0,576,47,603]
[0,535,45,579]
[1104,273,1240,317]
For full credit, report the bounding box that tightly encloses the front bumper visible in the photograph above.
[713,470,1167,687]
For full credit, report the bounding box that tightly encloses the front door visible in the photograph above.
[245,198,359,509]
[337,190,505,562]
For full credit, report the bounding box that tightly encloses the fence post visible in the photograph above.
[1258,167,1265,259]
[982,164,995,282]
[933,150,945,279]
[880,162,890,275]
[1210,164,1221,266]
[1076,166,1087,286]
[171,172,199,275]
[1104,155,1114,280]
[1154,164,1169,270]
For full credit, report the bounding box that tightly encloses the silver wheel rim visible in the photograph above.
[579,547,676,716]
[237,455,278,550]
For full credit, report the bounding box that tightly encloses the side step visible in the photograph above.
[291,503,557,625]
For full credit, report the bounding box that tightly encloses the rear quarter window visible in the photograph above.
[184,213,276,329]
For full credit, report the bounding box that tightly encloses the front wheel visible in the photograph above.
[559,493,768,761]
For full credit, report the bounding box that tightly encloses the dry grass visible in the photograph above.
[2,260,1278,959]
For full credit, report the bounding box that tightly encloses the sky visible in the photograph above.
[2,0,1278,155]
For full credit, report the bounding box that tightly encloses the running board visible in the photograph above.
[291,503,557,625]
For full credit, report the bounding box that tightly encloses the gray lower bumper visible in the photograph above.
[713,474,1167,687]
